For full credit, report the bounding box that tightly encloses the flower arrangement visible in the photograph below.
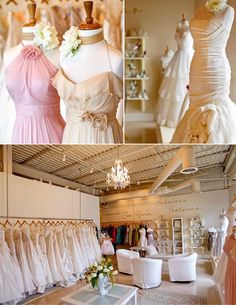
[33,22,59,51]
[82,258,118,289]
[60,26,82,57]
[205,0,227,14]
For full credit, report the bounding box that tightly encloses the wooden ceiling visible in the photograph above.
[11,145,235,195]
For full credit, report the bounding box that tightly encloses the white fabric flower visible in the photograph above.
[60,26,82,57]
[91,273,97,278]
[109,266,114,271]
[112,270,118,275]
[33,22,59,51]
[103,268,109,273]
[205,0,227,14]
[97,266,103,271]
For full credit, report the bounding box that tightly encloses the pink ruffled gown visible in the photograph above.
[223,236,236,305]
[5,45,65,144]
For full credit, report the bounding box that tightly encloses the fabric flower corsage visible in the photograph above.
[22,46,42,60]
[205,0,227,14]
[33,22,59,51]
[59,26,82,57]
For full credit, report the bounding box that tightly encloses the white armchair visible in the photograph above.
[116,249,140,275]
[131,258,163,289]
[168,253,197,282]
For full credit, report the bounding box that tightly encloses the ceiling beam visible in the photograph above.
[12,162,100,196]
[223,146,236,175]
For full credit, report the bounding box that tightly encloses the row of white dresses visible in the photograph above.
[0,225,101,305]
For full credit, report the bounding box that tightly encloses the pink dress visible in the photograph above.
[5,45,65,144]
[223,236,236,305]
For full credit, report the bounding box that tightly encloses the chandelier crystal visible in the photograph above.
[107,159,130,190]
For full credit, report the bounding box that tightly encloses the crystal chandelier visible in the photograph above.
[107,159,130,190]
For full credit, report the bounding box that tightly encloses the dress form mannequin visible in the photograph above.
[3,4,65,144]
[4,4,60,69]
[223,226,236,305]
[156,14,193,128]
[172,2,236,143]
[138,227,147,248]
[212,209,229,257]
[54,1,123,144]
[60,1,123,127]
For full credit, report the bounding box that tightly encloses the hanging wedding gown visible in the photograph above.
[22,227,47,293]
[31,229,53,288]
[14,230,36,295]
[172,5,236,143]
[156,21,194,128]
[4,228,25,295]
[0,229,24,305]
[65,228,85,279]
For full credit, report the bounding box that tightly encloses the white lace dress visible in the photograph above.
[172,5,236,143]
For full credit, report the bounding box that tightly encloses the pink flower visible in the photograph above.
[22,46,42,60]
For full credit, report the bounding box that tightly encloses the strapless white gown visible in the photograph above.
[172,6,236,143]
[156,30,194,128]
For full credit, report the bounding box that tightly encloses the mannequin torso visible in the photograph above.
[3,26,60,69]
[60,28,123,82]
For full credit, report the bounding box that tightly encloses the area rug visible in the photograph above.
[138,289,207,305]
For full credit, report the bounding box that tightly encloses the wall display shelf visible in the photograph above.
[189,218,206,253]
[125,35,149,112]
[155,217,174,255]
[172,218,184,254]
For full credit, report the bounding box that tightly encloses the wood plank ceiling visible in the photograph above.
[12,145,232,195]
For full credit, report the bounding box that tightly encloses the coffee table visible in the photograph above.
[61,283,138,305]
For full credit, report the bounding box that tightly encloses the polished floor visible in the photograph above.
[22,259,221,305]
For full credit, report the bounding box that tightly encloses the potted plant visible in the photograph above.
[83,257,118,295]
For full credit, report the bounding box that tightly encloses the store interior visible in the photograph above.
[0,144,236,305]
[125,0,236,143]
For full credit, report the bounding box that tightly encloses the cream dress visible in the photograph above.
[52,66,123,144]
[172,5,236,143]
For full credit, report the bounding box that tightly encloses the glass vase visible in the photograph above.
[97,276,108,296]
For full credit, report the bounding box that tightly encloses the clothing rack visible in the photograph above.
[0,216,93,221]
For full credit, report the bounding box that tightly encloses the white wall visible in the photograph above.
[101,189,230,230]
[0,173,100,227]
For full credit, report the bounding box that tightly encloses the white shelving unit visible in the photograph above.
[189,218,206,254]
[125,36,149,113]
[172,218,184,254]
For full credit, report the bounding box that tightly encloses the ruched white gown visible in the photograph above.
[156,26,194,128]
[172,5,236,143]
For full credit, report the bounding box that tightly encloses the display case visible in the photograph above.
[125,36,149,112]
[189,218,206,253]
[172,218,184,254]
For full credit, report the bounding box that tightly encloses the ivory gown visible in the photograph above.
[156,22,194,128]
[172,5,236,143]
[52,48,123,144]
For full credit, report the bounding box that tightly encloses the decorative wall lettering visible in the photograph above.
[125,7,143,14]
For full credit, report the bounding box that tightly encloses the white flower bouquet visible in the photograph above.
[33,22,59,51]
[205,0,227,14]
[60,26,82,57]
[82,257,118,289]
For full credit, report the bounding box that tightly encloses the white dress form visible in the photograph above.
[172,5,236,143]
[156,19,194,128]
[138,228,147,248]
[60,28,123,128]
